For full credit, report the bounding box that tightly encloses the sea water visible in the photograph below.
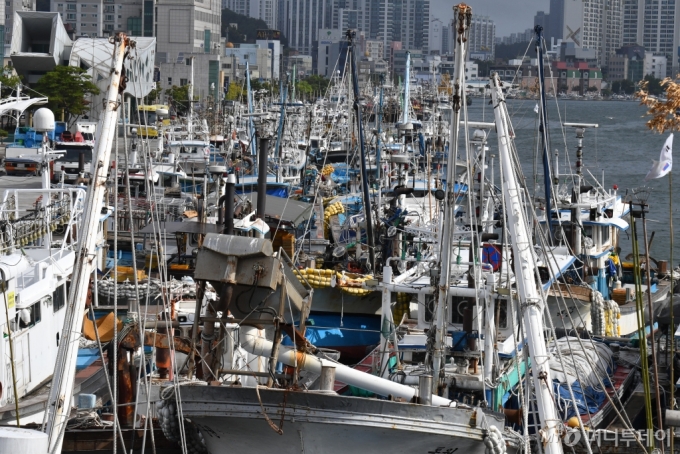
[463,98,678,266]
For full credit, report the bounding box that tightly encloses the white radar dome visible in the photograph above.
[33,108,55,132]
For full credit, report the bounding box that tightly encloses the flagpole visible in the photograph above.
[670,170,675,454]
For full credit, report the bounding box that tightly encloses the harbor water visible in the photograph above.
[465,98,678,266]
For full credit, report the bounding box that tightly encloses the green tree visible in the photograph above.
[295,80,313,100]
[32,66,100,125]
[225,82,244,101]
[642,74,663,96]
[0,66,22,98]
[144,86,162,105]
[165,84,191,116]
[302,75,331,95]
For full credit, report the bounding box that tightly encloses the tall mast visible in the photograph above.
[402,51,410,125]
[188,56,194,137]
[44,33,130,454]
[246,61,257,157]
[535,25,553,244]
[347,29,376,271]
[490,72,563,454]
[432,3,469,392]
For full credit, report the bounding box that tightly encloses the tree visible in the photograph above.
[636,75,680,133]
[32,66,99,125]
[295,80,313,100]
[302,75,331,95]
[642,74,663,96]
[144,86,162,105]
[0,66,22,98]
[225,82,244,101]
[165,84,191,116]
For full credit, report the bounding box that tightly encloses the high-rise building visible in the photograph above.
[547,0,564,42]
[563,0,622,67]
[4,0,35,53]
[441,24,451,55]
[51,0,143,38]
[224,0,278,30]
[468,15,494,58]
[622,0,680,76]
[429,18,443,55]
[155,0,223,100]
[279,0,331,56]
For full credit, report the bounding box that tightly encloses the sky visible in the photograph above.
[430,0,551,37]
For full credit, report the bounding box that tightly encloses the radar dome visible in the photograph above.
[226,42,234,48]
[33,108,55,132]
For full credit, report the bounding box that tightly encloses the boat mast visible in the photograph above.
[402,51,410,125]
[188,56,194,138]
[43,33,130,454]
[432,3,469,392]
[490,72,563,454]
[246,61,257,157]
[375,74,384,180]
[535,25,553,244]
[347,29,376,271]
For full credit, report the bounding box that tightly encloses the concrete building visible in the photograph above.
[51,0,144,38]
[287,54,313,77]
[467,16,494,59]
[441,25,450,55]
[364,39,383,59]
[621,0,680,77]
[428,17,443,55]
[256,38,281,80]
[548,0,564,42]
[224,0,277,30]
[155,0,222,101]
[316,28,345,77]
[279,0,331,56]
[4,0,36,60]
[645,54,667,80]
[223,43,273,82]
[562,0,622,67]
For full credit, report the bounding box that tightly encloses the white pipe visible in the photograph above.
[240,327,454,407]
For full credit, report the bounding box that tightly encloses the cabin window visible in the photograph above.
[53,284,66,312]
[601,225,610,245]
[18,301,41,329]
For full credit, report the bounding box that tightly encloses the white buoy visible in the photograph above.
[0,427,48,454]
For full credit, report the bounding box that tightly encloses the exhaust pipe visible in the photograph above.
[240,327,453,407]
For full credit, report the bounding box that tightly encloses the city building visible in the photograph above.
[429,18,443,55]
[51,0,143,38]
[287,54,313,77]
[224,0,278,30]
[316,28,345,77]
[223,43,273,82]
[256,38,282,80]
[155,0,223,102]
[562,0,622,67]
[4,0,36,59]
[441,25,450,55]
[279,0,331,57]
[548,0,564,43]
[621,0,680,77]
[468,15,496,60]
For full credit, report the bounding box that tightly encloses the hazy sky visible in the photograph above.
[430,0,551,37]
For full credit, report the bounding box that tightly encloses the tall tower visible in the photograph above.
[563,0,622,67]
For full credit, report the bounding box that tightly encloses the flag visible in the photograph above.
[645,133,673,180]
[534,103,539,114]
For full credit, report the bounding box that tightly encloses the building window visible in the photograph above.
[67,13,76,19]
[105,23,114,30]
[180,78,187,86]
[67,3,76,10]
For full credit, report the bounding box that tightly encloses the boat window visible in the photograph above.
[18,301,41,329]
[495,299,508,329]
[53,284,66,312]
[601,225,610,245]
[450,296,469,325]
[55,148,94,163]
[311,139,319,148]
[81,133,94,141]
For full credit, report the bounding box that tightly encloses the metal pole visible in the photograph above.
[257,135,269,221]
[642,206,665,445]
[225,174,236,235]
[44,33,129,454]
[347,29,376,271]
[433,3,469,392]
[490,72,563,454]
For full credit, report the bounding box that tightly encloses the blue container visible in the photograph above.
[78,393,97,409]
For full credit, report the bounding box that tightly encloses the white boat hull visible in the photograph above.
[157,385,518,454]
